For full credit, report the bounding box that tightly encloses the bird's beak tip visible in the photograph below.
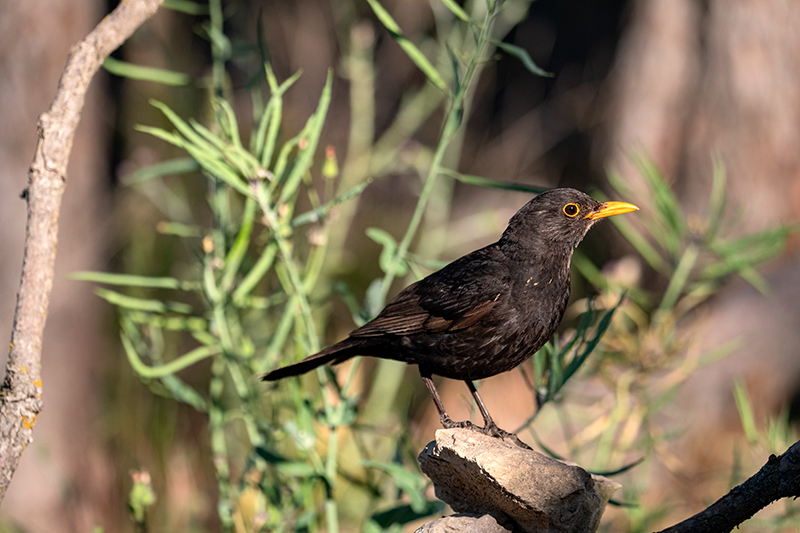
[586,201,639,221]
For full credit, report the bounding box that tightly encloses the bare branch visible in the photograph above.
[658,438,800,533]
[0,0,164,503]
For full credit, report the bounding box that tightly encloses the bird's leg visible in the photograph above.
[464,380,499,432]
[420,369,478,431]
[465,380,531,450]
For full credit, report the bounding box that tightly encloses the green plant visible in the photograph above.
[80,0,798,529]
[77,0,566,530]
[563,157,793,531]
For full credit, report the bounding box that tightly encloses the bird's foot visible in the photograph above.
[440,416,480,431]
[480,421,532,450]
[440,417,531,450]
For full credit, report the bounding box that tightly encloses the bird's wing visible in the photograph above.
[351,247,510,337]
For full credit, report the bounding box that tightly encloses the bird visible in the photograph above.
[263,188,638,442]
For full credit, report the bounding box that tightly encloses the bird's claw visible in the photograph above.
[480,421,532,450]
[440,417,531,450]
[441,416,479,431]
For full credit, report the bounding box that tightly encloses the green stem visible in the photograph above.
[325,428,339,533]
[658,244,699,314]
[226,361,264,447]
[257,187,320,352]
[378,5,497,304]
[209,0,225,97]
[121,335,222,378]
[209,356,233,528]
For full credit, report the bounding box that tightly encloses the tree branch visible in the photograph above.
[0,0,164,503]
[658,438,800,533]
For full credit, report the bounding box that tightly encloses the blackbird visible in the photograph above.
[263,188,638,440]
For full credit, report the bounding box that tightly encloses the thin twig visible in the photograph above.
[0,0,164,503]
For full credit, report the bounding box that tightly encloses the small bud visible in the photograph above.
[308,228,327,246]
[128,469,156,524]
[255,168,273,181]
[323,145,339,179]
[202,235,214,253]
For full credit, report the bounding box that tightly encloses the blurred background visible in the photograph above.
[2,0,800,531]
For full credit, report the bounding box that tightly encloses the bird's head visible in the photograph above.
[501,188,639,251]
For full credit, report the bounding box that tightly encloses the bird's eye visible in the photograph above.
[563,203,579,217]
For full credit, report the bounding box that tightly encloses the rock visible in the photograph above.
[415,513,512,532]
[417,429,620,533]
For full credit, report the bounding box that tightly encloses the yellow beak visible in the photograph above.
[585,201,639,220]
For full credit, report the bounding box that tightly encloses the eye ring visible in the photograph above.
[563,203,580,217]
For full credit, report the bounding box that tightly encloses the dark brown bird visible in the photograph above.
[263,188,638,440]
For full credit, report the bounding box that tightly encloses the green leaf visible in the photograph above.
[610,215,670,276]
[232,241,278,305]
[710,225,792,259]
[369,501,446,528]
[657,244,699,313]
[149,100,218,155]
[159,374,208,411]
[527,431,566,460]
[440,167,548,194]
[291,178,372,227]
[255,67,303,166]
[562,308,615,385]
[634,155,686,249]
[121,333,222,378]
[589,458,644,477]
[260,66,302,167]
[95,287,195,314]
[134,125,186,149]
[362,460,427,513]
[156,221,203,238]
[127,311,207,332]
[317,394,358,427]
[703,225,793,292]
[439,0,474,24]
[103,57,191,86]
[275,462,318,478]
[162,0,208,15]
[272,136,298,185]
[184,144,251,196]
[121,157,200,185]
[188,119,260,180]
[490,40,553,77]
[255,445,319,477]
[706,156,727,239]
[278,70,334,203]
[363,278,386,321]
[221,198,257,291]
[366,228,408,276]
[365,0,448,92]
[71,271,200,291]
[446,45,461,96]
[213,98,243,148]
[733,380,760,446]
[570,250,605,288]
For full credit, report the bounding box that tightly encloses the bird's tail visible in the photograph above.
[261,338,360,381]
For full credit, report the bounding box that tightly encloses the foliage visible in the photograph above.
[81,0,560,530]
[76,0,798,531]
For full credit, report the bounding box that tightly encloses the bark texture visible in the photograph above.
[0,0,165,505]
